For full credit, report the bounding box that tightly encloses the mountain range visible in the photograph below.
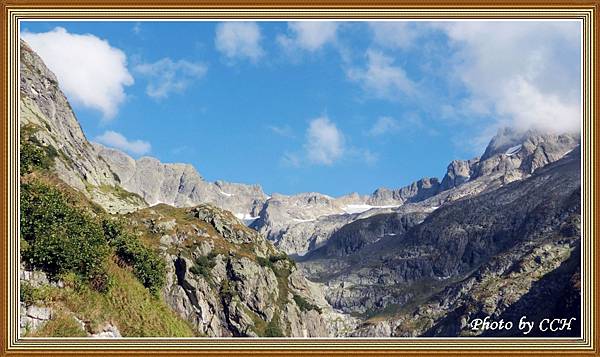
[18,39,581,338]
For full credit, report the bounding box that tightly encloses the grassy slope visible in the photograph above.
[20,137,195,337]
[24,260,195,337]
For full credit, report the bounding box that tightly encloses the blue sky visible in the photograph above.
[20,21,581,196]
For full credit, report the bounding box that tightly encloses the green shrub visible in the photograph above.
[20,138,57,174]
[264,319,284,337]
[190,253,217,279]
[256,256,273,269]
[20,181,110,288]
[257,253,296,278]
[293,294,322,314]
[219,279,236,302]
[102,219,166,295]
[20,282,35,305]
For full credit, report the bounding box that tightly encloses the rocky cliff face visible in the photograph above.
[257,128,578,256]
[94,144,267,216]
[299,149,581,336]
[20,40,146,214]
[124,203,354,337]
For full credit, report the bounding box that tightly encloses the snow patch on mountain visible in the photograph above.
[218,190,233,197]
[342,204,401,214]
[505,144,522,156]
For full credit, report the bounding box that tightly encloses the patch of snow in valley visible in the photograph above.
[234,213,260,221]
[234,213,260,226]
[293,218,316,223]
[342,204,401,214]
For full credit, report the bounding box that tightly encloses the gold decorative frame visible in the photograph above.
[1,2,597,355]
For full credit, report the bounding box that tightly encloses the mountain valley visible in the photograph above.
[18,39,581,338]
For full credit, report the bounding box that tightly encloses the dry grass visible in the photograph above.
[27,260,195,337]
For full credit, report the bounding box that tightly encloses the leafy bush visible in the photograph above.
[190,253,217,279]
[102,219,166,294]
[293,294,322,314]
[20,181,110,288]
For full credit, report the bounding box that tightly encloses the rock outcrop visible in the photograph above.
[299,148,581,337]
[126,203,344,337]
[94,144,268,216]
[20,40,146,214]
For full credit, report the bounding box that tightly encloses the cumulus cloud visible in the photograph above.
[305,116,345,165]
[277,22,338,52]
[21,27,133,120]
[134,58,207,99]
[438,21,581,134]
[215,22,264,61]
[95,131,151,155]
[281,116,378,167]
[347,50,416,99]
[369,22,421,50]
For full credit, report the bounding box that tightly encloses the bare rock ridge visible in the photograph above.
[133,204,353,337]
[95,129,578,256]
[20,40,145,213]
[333,149,581,337]
[94,143,267,217]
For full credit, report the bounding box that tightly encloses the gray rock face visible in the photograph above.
[95,143,268,217]
[93,125,580,258]
[145,203,336,337]
[20,40,145,214]
[368,177,441,206]
[20,304,53,335]
[300,149,581,329]
[20,40,117,191]
[440,159,478,191]
[91,323,122,338]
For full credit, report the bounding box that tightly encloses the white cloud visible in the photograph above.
[367,114,433,138]
[215,22,264,62]
[134,58,207,99]
[438,21,581,134]
[347,50,416,99]
[22,27,133,120]
[268,124,294,138]
[277,22,338,52]
[95,131,151,155]
[305,116,345,165]
[369,22,420,50]
[368,116,401,136]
